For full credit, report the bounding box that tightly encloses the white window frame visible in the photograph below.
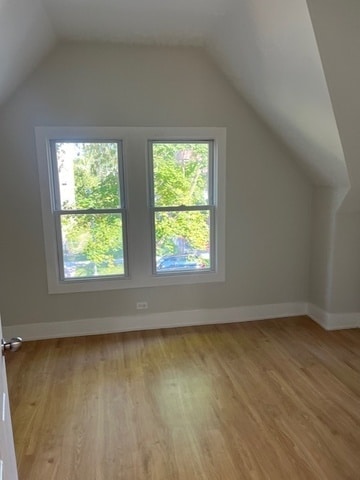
[50,139,128,282]
[36,127,226,293]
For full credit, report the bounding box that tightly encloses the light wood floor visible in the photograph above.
[6,316,360,480]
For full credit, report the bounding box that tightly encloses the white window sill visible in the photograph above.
[48,270,225,294]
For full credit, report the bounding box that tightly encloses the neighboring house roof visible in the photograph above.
[0,0,355,194]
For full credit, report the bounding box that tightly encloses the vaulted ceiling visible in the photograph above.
[0,0,355,193]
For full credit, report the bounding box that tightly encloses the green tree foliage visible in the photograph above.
[58,142,123,275]
[58,141,211,276]
[153,142,210,256]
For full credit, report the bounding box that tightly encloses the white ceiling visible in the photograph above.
[42,0,234,45]
[0,0,350,189]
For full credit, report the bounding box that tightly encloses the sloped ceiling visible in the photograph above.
[0,0,350,189]
[0,0,55,105]
[42,0,234,45]
[209,0,349,188]
[307,0,360,211]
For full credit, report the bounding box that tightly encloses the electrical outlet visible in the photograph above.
[136,301,148,310]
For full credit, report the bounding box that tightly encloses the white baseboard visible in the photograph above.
[307,303,360,330]
[3,302,307,341]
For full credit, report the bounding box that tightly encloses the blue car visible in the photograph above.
[157,254,205,272]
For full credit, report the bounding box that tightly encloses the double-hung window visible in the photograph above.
[149,141,214,274]
[51,141,127,280]
[36,127,225,293]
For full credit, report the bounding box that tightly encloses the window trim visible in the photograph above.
[35,127,226,293]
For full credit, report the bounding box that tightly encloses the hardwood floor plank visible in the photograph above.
[6,316,360,479]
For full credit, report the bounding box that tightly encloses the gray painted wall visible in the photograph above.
[309,187,347,311]
[330,213,360,313]
[0,43,312,326]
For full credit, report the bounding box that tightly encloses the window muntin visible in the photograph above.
[51,141,127,280]
[149,141,214,274]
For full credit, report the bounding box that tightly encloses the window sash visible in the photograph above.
[150,206,216,274]
[55,210,128,281]
[50,140,126,212]
[149,140,215,208]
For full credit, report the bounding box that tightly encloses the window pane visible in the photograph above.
[61,213,124,279]
[155,210,210,273]
[55,142,121,210]
[152,142,210,207]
